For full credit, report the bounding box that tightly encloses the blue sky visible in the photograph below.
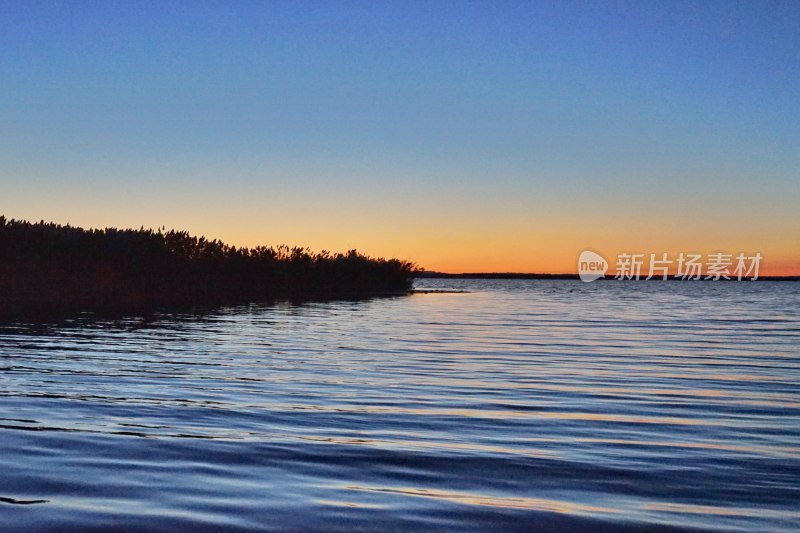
[1,1,798,272]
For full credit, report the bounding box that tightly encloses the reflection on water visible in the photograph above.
[0,280,798,532]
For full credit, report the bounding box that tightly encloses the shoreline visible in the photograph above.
[416,272,800,281]
[0,216,417,322]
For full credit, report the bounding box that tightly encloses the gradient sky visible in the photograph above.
[1,1,798,274]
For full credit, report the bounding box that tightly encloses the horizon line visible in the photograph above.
[417,271,800,281]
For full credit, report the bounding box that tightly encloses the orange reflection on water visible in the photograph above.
[394,377,799,407]
[296,434,558,458]
[339,484,622,515]
[284,403,713,426]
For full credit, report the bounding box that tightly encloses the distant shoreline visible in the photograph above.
[416,272,800,281]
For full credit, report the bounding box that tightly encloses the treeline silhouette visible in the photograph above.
[0,216,417,320]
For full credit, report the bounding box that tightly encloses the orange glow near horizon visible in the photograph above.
[5,207,797,277]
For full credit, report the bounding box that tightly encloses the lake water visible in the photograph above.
[1,279,798,532]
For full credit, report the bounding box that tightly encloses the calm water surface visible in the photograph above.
[1,280,798,532]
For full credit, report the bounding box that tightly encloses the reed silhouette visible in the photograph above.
[0,216,417,320]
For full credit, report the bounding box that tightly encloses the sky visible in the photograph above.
[1,0,798,274]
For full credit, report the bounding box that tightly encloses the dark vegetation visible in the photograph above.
[0,216,418,320]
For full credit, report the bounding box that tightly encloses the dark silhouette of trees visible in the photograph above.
[0,216,417,320]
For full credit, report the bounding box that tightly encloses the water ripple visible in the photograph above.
[0,280,799,532]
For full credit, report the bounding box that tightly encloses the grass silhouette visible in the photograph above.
[0,216,418,320]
